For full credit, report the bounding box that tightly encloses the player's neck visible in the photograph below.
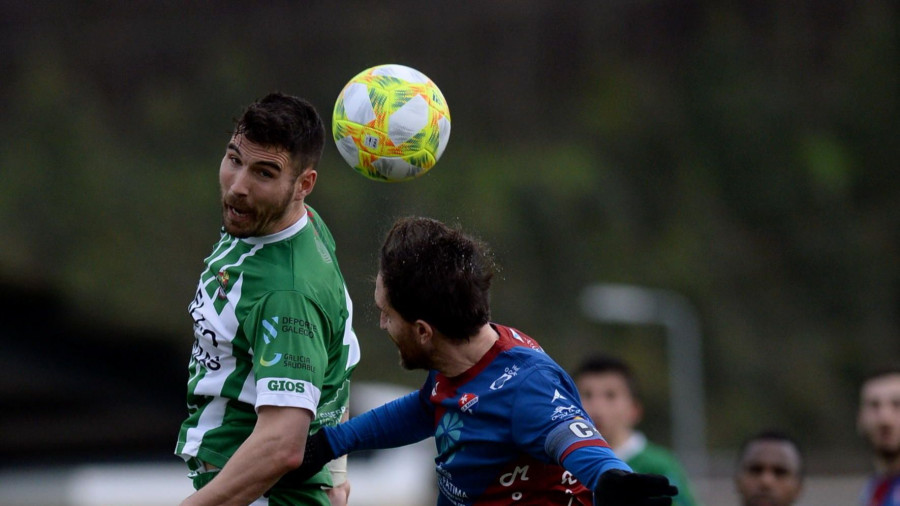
[433,324,498,378]
[876,453,900,475]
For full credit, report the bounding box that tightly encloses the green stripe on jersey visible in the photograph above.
[175,207,360,470]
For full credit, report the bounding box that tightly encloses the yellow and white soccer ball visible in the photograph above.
[332,64,451,182]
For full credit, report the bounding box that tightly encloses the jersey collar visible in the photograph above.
[239,210,309,245]
[615,431,648,461]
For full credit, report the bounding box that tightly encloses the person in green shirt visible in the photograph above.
[175,92,360,506]
[574,354,700,506]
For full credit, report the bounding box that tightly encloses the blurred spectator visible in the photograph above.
[573,354,700,506]
[734,429,804,506]
[858,367,900,506]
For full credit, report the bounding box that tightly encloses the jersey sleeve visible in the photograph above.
[325,389,434,456]
[243,290,329,414]
[511,366,631,486]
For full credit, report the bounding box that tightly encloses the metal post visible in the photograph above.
[579,283,708,478]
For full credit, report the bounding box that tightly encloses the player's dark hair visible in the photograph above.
[379,216,494,341]
[234,92,326,175]
[573,354,641,400]
[860,365,900,389]
[737,429,805,476]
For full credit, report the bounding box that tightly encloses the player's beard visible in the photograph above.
[398,346,431,371]
[393,328,431,371]
[221,190,293,238]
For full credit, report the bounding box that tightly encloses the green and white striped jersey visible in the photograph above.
[175,206,360,470]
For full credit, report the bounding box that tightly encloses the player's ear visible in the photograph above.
[294,167,317,200]
[414,319,433,344]
[629,400,644,425]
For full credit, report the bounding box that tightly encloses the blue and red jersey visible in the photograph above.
[863,474,900,506]
[325,324,630,505]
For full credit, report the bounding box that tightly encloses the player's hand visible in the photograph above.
[593,469,678,505]
[271,430,337,490]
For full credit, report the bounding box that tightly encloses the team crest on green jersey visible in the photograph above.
[215,270,230,300]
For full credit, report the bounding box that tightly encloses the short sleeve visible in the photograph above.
[244,290,329,413]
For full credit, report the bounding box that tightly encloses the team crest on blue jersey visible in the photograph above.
[458,393,479,413]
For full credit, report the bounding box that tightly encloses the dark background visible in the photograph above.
[1,1,897,476]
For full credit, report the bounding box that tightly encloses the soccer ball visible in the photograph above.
[332,64,451,182]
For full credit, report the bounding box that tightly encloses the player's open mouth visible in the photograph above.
[227,205,251,219]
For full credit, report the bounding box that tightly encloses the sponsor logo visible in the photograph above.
[500,465,530,487]
[551,389,567,403]
[458,393,479,413]
[259,353,317,372]
[562,470,578,486]
[490,365,520,390]
[432,381,439,397]
[189,288,219,347]
[280,317,319,339]
[261,317,320,344]
[437,474,469,503]
[262,317,279,344]
[316,406,346,426]
[191,340,220,371]
[436,412,464,465]
[283,354,315,371]
[266,379,306,393]
[260,353,283,367]
[550,404,581,421]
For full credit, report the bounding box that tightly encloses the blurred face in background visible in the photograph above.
[735,440,803,506]
[575,372,640,448]
[858,373,900,467]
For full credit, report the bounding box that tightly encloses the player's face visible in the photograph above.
[735,440,802,506]
[575,372,640,447]
[858,374,900,460]
[219,134,314,238]
[374,273,430,370]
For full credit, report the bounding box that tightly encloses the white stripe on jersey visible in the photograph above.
[343,287,361,370]
[204,234,241,265]
[182,396,228,457]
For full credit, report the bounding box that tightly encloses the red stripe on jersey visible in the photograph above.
[559,438,611,462]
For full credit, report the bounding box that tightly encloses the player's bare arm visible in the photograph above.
[180,406,312,506]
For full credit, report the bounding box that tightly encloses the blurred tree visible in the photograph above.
[0,0,896,472]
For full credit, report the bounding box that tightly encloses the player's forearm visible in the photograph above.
[180,431,302,506]
[181,406,311,506]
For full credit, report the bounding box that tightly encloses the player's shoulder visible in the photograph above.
[641,440,679,459]
[304,205,337,243]
[630,441,687,473]
[494,324,545,353]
